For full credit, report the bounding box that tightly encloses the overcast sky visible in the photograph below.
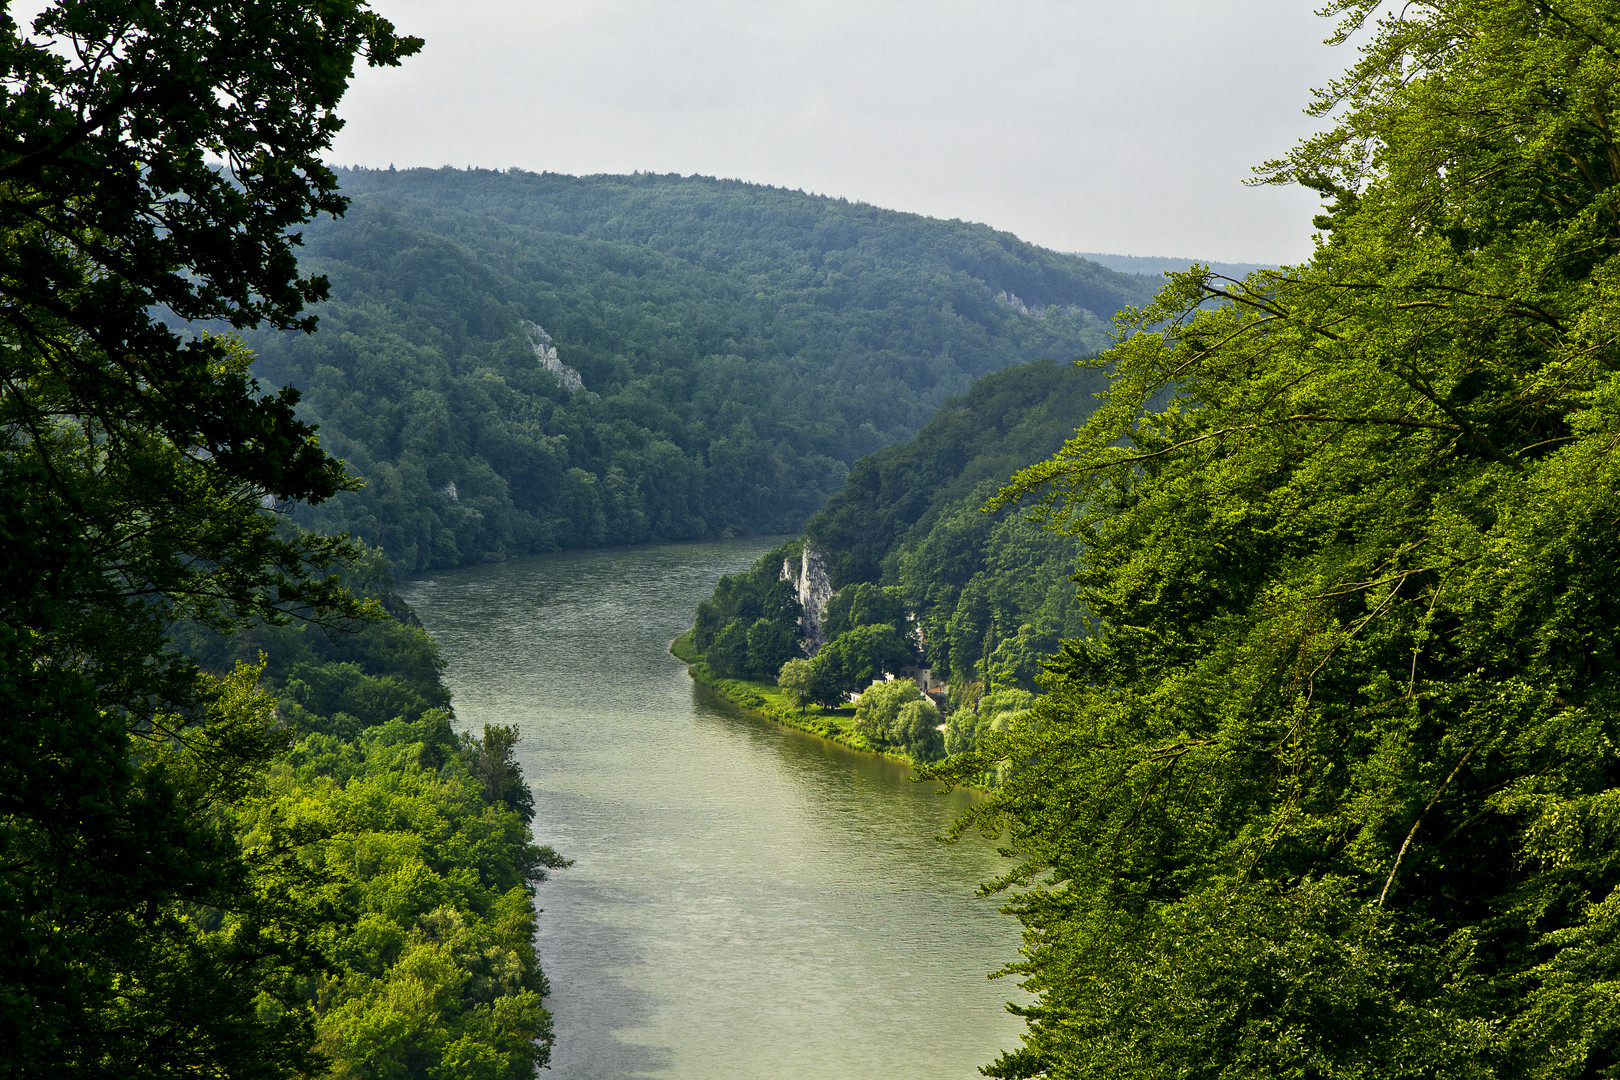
[331,2,1358,266]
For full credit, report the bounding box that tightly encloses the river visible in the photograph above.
[400,538,1028,1079]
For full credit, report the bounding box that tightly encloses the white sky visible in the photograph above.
[331,1,1357,266]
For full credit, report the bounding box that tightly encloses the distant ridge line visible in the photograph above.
[1073,251,1275,279]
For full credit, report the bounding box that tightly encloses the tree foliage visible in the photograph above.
[804,624,917,707]
[0,1,422,1074]
[691,540,805,679]
[942,687,1032,762]
[776,658,813,712]
[853,679,944,761]
[250,714,564,1080]
[821,582,909,642]
[933,3,1620,1075]
[181,562,564,1080]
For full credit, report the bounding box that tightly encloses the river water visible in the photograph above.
[400,538,1027,1079]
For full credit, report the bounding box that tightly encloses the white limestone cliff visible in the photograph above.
[781,543,835,655]
[523,321,585,392]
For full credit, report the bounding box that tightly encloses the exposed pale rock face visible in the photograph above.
[781,543,835,655]
[995,289,1088,320]
[523,321,585,392]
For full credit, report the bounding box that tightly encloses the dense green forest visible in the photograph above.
[175,559,565,1079]
[687,356,1101,758]
[0,4,566,1077]
[241,168,1154,573]
[928,3,1620,1078]
[20,0,1620,1077]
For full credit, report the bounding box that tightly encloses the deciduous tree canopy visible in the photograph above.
[934,2,1620,1076]
[0,2,421,1074]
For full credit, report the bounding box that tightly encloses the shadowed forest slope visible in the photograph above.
[245,169,1152,573]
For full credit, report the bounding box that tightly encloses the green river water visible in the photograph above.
[400,538,1028,1079]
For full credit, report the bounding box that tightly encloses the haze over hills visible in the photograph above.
[1072,252,1275,279]
[248,168,1155,573]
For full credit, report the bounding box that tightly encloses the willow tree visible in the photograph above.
[0,3,418,1075]
[935,3,1620,1077]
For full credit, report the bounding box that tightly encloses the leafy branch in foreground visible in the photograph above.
[0,1,421,1075]
[932,2,1620,1076]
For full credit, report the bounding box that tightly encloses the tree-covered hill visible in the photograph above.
[802,355,1101,594]
[687,357,1102,757]
[804,356,1096,710]
[245,169,1153,573]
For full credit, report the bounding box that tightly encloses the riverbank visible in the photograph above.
[671,630,921,766]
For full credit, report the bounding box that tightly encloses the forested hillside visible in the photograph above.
[802,356,1096,703]
[244,169,1153,573]
[686,357,1101,759]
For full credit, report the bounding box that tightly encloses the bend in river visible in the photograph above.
[402,538,1028,1080]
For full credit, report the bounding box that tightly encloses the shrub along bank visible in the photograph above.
[672,630,930,765]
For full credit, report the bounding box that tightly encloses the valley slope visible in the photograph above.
[681,356,1102,764]
[245,169,1153,573]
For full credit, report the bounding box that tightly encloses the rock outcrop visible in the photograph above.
[995,289,1088,320]
[523,321,584,392]
[781,543,835,654]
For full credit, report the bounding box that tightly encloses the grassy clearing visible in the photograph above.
[670,629,701,664]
